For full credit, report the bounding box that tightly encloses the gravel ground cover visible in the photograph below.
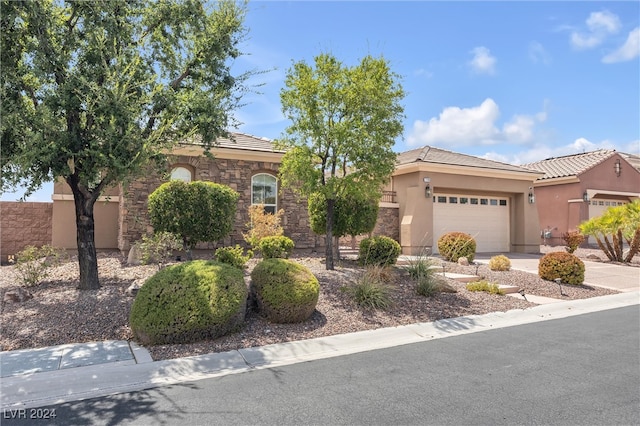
[0,246,627,361]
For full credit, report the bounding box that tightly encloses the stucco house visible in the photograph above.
[523,150,640,246]
[51,133,545,257]
[391,146,543,255]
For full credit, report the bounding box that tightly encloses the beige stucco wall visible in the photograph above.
[51,197,121,250]
[51,178,121,250]
[392,165,541,255]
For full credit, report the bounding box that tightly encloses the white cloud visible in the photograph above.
[408,99,500,146]
[468,46,496,75]
[502,115,536,143]
[622,140,640,155]
[570,10,621,50]
[481,138,620,166]
[602,27,640,63]
[408,99,547,148]
[529,41,551,65]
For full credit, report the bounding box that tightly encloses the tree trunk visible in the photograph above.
[72,189,100,290]
[624,228,640,263]
[325,198,335,270]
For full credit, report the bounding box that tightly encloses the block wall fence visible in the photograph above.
[0,202,53,264]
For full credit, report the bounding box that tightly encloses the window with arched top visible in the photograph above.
[252,173,277,214]
[170,166,192,182]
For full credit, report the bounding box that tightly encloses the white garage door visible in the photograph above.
[589,199,627,219]
[433,194,510,253]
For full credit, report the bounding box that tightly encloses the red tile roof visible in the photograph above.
[523,149,616,180]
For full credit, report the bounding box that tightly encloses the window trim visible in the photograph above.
[170,165,193,182]
[251,173,278,213]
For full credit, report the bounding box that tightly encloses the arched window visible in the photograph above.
[252,173,277,214]
[170,166,192,182]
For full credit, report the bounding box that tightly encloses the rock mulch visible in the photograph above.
[0,248,623,360]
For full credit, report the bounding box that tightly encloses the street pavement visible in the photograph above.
[1,252,639,413]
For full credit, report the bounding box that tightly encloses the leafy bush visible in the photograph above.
[257,235,295,259]
[343,267,393,310]
[488,255,511,271]
[250,258,319,323]
[437,232,476,263]
[466,280,504,295]
[138,232,183,268]
[538,252,585,285]
[562,230,585,254]
[130,260,247,345]
[359,236,401,267]
[148,180,239,258]
[14,245,67,287]
[243,204,285,249]
[215,245,253,269]
[308,192,379,238]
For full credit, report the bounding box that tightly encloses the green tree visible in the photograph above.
[579,200,640,262]
[308,191,380,259]
[148,180,239,260]
[277,53,405,270]
[1,1,250,289]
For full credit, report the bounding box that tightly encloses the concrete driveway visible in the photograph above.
[474,252,640,293]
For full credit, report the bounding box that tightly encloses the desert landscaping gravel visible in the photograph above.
[0,247,627,361]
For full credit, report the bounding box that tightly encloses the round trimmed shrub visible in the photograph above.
[437,232,476,263]
[130,260,247,345]
[538,252,585,285]
[250,258,319,323]
[489,255,511,271]
[257,236,295,259]
[359,236,401,267]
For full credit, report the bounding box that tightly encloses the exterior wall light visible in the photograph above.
[423,177,431,198]
[583,191,589,202]
[528,187,535,204]
[614,159,621,176]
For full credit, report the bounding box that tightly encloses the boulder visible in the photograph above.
[127,243,142,266]
[457,257,469,266]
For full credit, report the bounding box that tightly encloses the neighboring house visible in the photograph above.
[51,133,545,257]
[524,150,640,246]
[392,146,543,255]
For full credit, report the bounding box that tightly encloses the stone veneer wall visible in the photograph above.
[0,202,53,263]
[118,155,315,252]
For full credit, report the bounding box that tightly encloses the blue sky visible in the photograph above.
[4,1,639,202]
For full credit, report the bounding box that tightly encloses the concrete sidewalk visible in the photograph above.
[1,292,638,411]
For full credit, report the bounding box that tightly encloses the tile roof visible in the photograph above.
[182,132,283,153]
[396,145,537,173]
[523,149,616,180]
[620,152,640,172]
[216,132,283,153]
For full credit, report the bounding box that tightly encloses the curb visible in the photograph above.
[2,291,638,411]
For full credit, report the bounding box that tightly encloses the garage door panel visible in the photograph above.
[589,199,627,219]
[433,194,509,253]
